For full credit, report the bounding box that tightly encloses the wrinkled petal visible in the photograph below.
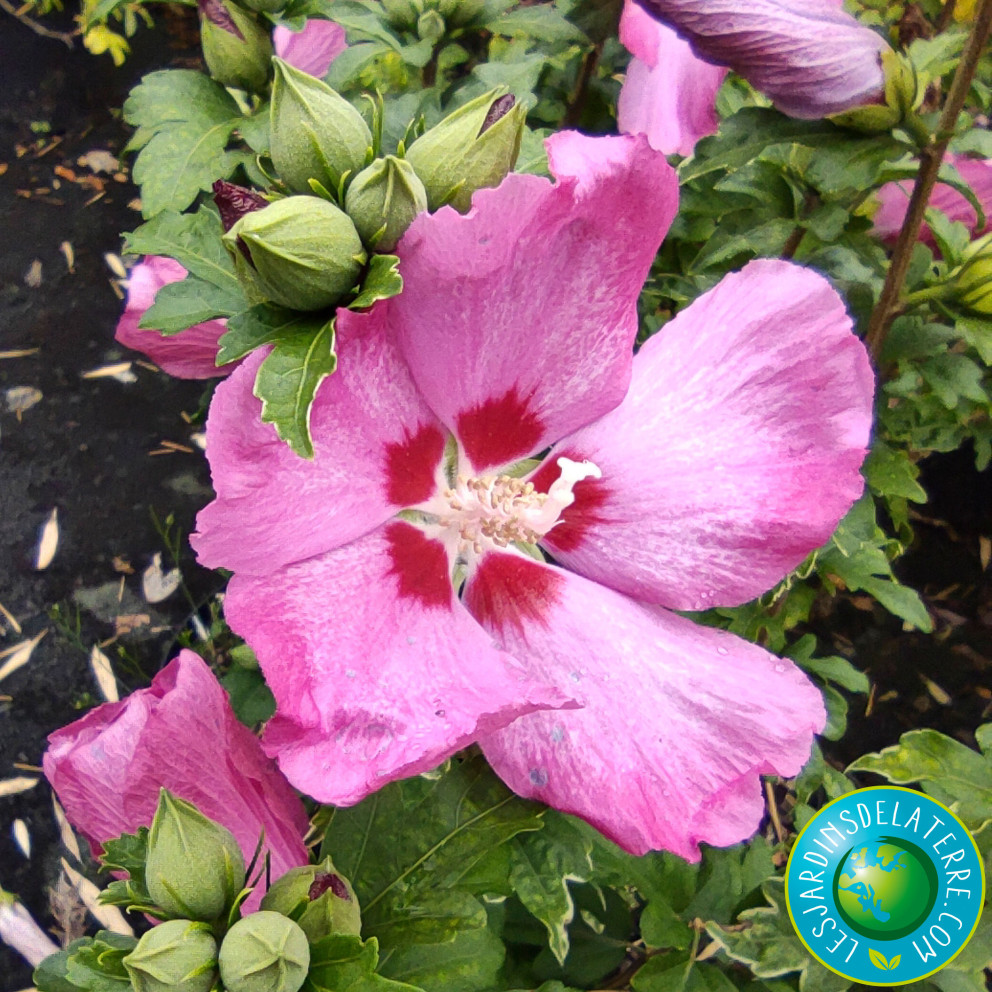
[533,260,873,611]
[392,131,677,473]
[273,19,347,78]
[465,551,825,858]
[618,0,726,156]
[873,154,992,248]
[43,651,309,912]
[225,521,575,806]
[115,256,233,379]
[634,0,887,119]
[193,305,448,575]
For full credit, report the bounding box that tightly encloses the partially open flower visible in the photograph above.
[197,0,272,93]
[260,857,362,941]
[194,131,874,859]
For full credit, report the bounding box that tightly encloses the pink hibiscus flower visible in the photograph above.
[193,131,874,859]
[618,0,727,155]
[115,256,234,379]
[273,19,347,79]
[44,651,309,912]
[873,154,992,249]
[632,0,888,120]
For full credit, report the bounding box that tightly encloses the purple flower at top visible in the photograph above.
[873,154,992,249]
[273,19,347,79]
[115,256,234,379]
[618,0,727,155]
[44,651,310,912]
[634,0,888,120]
[193,131,874,859]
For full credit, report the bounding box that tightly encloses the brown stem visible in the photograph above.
[563,44,602,129]
[865,0,992,363]
[0,1,77,46]
[936,0,957,32]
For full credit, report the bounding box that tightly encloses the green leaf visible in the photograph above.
[123,71,243,217]
[305,933,424,992]
[632,951,737,992]
[34,942,88,992]
[124,207,240,294]
[139,274,246,335]
[704,878,850,992]
[863,441,928,503]
[847,726,992,835]
[65,932,137,991]
[321,755,544,990]
[221,665,276,727]
[99,829,149,895]
[253,316,338,459]
[508,813,594,964]
[680,110,855,183]
[349,254,403,310]
[485,6,589,43]
[217,305,325,365]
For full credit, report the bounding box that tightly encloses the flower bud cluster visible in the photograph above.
[380,0,487,34]
[110,792,362,992]
[953,231,992,314]
[211,63,525,312]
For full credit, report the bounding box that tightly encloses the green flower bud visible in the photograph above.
[831,50,919,134]
[123,920,218,992]
[344,155,428,251]
[438,0,485,27]
[219,912,310,992]
[197,0,273,93]
[417,8,446,41]
[405,88,526,212]
[955,232,992,314]
[381,0,423,30]
[239,0,286,14]
[270,57,373,195]
[145,789,246,921]
[260,857,362,942]
[224,196,367,310]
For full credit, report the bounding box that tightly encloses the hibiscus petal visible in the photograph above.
[193,305,448,574]
[116,257,232,379]
[464,552,825,858]
[873,154,992,248]
[634,0,887,119]
[43,651,309,911]
[392,131,677,473]
[534,259,874,611]
[225,521,575,806]
[618,0,727,156]
[273,19,347,79]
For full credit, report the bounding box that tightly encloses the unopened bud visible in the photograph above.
[218,912,310,992]
[417,8,446,41]
[197,0,273,93]
[270,58,373,195]
[260,857,362,942]
[344,155,428,250]
[123,920,218,992]
[381,0,423,30]
[955,232,992,314]
[213,180,268,231]
[145,789,246,921]
[224,196,367,310]
[405,88,525,212]
[438,0,485,26]
[240,0,286,14]
[831,49,918,133]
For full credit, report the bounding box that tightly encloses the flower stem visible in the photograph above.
[864,0,992,363]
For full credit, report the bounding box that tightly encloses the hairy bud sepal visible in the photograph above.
[123,919,218,992]
[218,912,310,992]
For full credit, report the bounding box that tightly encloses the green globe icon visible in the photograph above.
[833,837,939,940]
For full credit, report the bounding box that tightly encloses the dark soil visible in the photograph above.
[0,12,990,992]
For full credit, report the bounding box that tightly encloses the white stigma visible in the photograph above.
[423,457,601,561]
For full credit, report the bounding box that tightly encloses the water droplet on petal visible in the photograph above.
[569,671,582,683]
[717,646,729,656]
[550,724,565,743]
[345,669,356,679]
[407,636,417,645]
[774,663,787,673]
[529,768,549,787]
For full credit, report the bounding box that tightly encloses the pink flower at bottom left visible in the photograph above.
[43,650,310,913]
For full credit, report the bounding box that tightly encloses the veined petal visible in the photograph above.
[44,651,309,911]
[534,260,874,611]
[193,305,447,574]
[116,256,233,379]
[392,131,677,474]
[273,19,347,79]
[225,522,575,806]
[465,552,825,859]
[634,0,887,119]
[618,0,726,156]
[873,154,992,248]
